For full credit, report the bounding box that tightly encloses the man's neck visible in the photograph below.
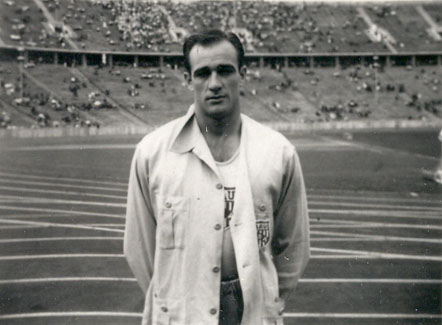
[195,111,242,163]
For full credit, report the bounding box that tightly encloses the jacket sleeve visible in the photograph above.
[124,144,156,293]
[272,146,310,301]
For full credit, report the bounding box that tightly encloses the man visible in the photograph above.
[124,29,310,325]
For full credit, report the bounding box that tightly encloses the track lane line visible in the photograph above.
[0,312,141,320]
[0,277,136,284]
[0,185,126,200]
[0,179,127,193]
[311,230,442,244]
[3,143,136,151]
[0,205,124,219]
[308,194,442,205]
[309,201,442,212]
[310,209,442,219]
[0,254,124,261]
[0,194,126,208]
[0,171,127,187]
[0,277,439,285]
[311,247,442,262]
[0,237,123,244]
[283,313,442,319]
[0,219,125,233]
[310,219,442,230]
[1,312,438,320]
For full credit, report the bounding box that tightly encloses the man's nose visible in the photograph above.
[208,72,222,92]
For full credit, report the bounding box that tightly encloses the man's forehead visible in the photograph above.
[189,41,238,71]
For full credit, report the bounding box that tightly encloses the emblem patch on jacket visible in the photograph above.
[256,220,270,248]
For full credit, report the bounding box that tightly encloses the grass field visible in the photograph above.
[0,128,440,324]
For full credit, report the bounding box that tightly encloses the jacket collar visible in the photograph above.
[170,104,247,155]
[169,105,199,154]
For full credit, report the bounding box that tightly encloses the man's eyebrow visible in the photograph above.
[193,64,236,75]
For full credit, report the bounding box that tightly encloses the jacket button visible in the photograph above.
[259,204,266,211]
[216,183,223,190]
[161,306,168,313]
[210,308,217,315]
[214,224,222,230]
[212,266,220,273]
[165,202,172,208]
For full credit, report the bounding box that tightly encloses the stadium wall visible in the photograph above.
[1,119,441,139]
[1,45,441,69]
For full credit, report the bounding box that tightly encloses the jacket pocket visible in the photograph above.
[262,298,285,325]
[157,196,188,249]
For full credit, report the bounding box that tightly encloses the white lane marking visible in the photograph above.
[311,230,442,244]
[0,179,126,193]
[0,237,123,244]
[312,237,442,243]
[311,255,384,259]
[309,200,442,212]
[310,209,442,219]
[0,171,127,188]
[307,188,442,205]
[312,237,363,241]
[310,219,442,231]
[0,311,141,320]
[0,254,124,261]
[0,194,126,208]
[0,219,124,233]
[311,247,442,262]
[0,225,43,230]
[0,312,439,320]
[0,277,439,285]
[0,277,136,284]
[308,194,441,206]
[84,224,124,227]
[307,192,442,206]
[283,313,442,319]
[300,278,442,284]
[0,185,126,200]
[5,143,136,151]
[0,205,124,219]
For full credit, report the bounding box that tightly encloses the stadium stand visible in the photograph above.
[2,0,442,53]
[0,0,441,130]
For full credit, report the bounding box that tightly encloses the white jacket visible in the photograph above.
[124,106,310,325]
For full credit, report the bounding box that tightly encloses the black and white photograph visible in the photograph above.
[0,0,441,324]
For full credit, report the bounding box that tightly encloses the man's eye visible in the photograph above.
[194,69,210,78]
[217,66,235,76]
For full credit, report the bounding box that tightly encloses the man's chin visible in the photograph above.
[203,104,233,119]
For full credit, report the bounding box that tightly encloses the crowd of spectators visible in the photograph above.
[0,63,104,128]
[101,0,172,51]
[2,0,441,53]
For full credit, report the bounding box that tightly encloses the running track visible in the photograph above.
[0,130,441,324]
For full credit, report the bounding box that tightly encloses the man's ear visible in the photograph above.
[239,65,247,79]
[184,72,193,91]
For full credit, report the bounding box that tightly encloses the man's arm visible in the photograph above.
[272,146,310,301]
[124,145,156,293]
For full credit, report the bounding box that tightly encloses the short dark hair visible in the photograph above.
[183,29,245,74]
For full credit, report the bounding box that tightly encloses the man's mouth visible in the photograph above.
[207,95,225,102]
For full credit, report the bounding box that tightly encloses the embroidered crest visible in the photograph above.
[256,220,270,248]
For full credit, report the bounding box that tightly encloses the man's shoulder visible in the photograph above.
[136,115,187,153]
[243,114,295,152]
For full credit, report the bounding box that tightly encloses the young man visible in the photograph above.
[124,29,310,325]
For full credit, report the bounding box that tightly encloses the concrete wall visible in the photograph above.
[1,119,441,138]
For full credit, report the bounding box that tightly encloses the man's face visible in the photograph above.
[185,40,245,120]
